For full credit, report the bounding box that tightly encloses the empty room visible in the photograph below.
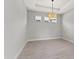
[4,0,74,59]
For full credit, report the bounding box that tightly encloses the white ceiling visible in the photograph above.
[24,0,74,14]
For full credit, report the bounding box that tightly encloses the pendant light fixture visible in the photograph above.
[48,0,57,20]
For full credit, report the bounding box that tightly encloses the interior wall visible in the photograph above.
[62,9,74,43]
[4,0,27,59]
[26,10,62,40]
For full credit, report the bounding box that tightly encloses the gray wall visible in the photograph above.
[62,9,74,42]
[4,0,27,59]
[26,10,62,40]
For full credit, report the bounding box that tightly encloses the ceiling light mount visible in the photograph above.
[52,0,54,2]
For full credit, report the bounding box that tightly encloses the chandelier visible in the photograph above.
[48,0,57,20]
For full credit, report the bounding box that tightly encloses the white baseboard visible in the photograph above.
[27,36,61,41]
[62,37,74,43]
[14,40,28,59]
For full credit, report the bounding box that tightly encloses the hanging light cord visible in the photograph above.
[52,0,54,13]
[52,2,53,13]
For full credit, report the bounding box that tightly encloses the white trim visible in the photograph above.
[27,36,61,42]
[62,37,74,43]
[14,40,28,59]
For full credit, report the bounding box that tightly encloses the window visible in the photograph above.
[44,17,50,22]
[35,16,41,21]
